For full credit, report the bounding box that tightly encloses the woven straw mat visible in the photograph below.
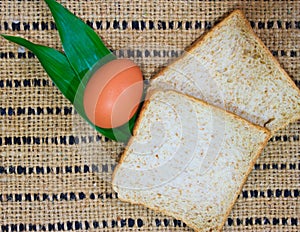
[0,0,299,231]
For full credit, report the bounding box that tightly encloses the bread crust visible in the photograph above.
[112,89,271,232]
[112,9,298,231]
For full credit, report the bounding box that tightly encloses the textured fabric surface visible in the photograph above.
[0,0,299,231]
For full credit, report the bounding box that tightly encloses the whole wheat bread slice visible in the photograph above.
[149,10,300,134]
[112,90,270,232]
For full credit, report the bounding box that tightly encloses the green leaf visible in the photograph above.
[1,0,139,143]
[42,0,136,142]
[44,0,116,77]
[1,34,133,142]
[1,34,80,103]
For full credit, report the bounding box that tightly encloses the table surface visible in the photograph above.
[0,0,299,231]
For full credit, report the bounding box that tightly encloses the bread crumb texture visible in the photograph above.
[113,90,270,232]
[150,10,300,134]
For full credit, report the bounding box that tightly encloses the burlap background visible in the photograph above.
[0,0,299,231]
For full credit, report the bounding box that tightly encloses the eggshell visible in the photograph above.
[83,59,144,129]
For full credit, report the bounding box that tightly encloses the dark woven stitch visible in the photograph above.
[0,0,299,231]
[2,20,300,31]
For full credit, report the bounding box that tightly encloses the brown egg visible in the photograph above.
[83,59,144,129]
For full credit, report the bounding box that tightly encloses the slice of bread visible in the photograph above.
[149,10,300,134]
[112,90,270,232]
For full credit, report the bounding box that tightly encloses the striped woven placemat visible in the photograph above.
[0,0,299,231]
